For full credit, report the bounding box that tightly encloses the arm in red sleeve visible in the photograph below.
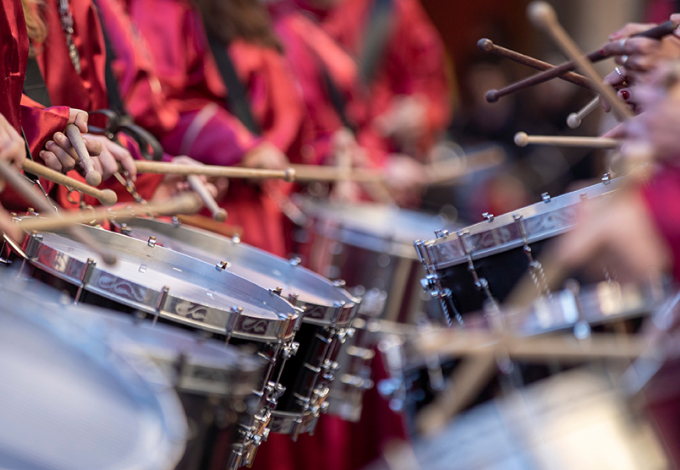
[641,166,680,281]
[19,101,70,158]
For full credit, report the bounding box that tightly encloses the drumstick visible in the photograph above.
[131,160,296,182]
[186,175,227,222]
[487,18,677,103]
[425,146,506,186]
[0,160,117,265]
[17,193,202,232]
[65,124,102,187]
[528,2,634,120]
[567,96,601,129]
[514,132,620,149]
[23,160,118,206]
[291,164,385,182]
[477,38,593,100]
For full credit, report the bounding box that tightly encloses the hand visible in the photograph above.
[68,108,89,134]
[385,154,427,205]
[82,134,137,181]
[151,156,219,201]
[0,204,21,242]
[0,113,26,173]
[555,189,671,283]
[374,95,428,144]
[241,142,289,170]
[40,132,102,174]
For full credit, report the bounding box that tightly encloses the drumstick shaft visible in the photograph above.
[478,38,592,90]
[489,19,676,101]
[186,175,227,222]
[567,96,601,129]
[0,160,116,264]
[65,124,102,187]
[23,160,118,206]
[17,193,202,232]
[425,146,506,185]
[291,164,386,182]
[515,132,620,148]
[132,160,296,182]
[529,2,634,120]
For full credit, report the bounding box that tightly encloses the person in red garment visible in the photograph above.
[0,112,27,242]
[126,0,300,256]
[316,0,452,159]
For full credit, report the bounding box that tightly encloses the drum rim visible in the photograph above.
[120,217,360,327]
[417,178,621,270]
[22,227,300,343]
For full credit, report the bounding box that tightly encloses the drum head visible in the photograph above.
[298,199,452,258]
[0,275,187,470]
[120,218,357,325]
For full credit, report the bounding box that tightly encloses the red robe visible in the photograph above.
[312,0,452,155]
[126,0,304,256]
[0,0,70,211]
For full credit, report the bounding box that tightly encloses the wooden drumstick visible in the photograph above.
[567,96,601,129]
[487,19,677,103]
[528,2,634,120]
[514,132,620,149]
[131,160,296,182]
[291,164,385,182]
[65,124,102,187]
[23,160,118,206]
[0,160,117,264]
[16,193,202,232]
[186,175,227,222]
[477,38,593,97]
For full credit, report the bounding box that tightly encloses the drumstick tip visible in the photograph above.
[514,132,529,147]
[85,171,102,187]
[99,189,118,206]
[213,208,228,223]
[485,89,500,103]
[567,113,581,129]
[284,168,296,183]
[477,38,494,53]
[527,1,556,27]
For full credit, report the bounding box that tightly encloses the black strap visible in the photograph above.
[23,57,52,107]
[321,66,355,132]
[359,0,394,84]
[207,34,262,136]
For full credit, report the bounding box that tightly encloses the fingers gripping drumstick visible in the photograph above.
[23,160,117,206]
[186,175,227,222]
[486,18,677,102]
[567,96,601,129]
[0,160,117,264]
[528,1,633,120]
[65,124,102,187]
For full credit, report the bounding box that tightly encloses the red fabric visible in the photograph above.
[318,0,452,154]
[125,0,259,165]
[271,2,372,165]
[641,166,680,282]
[96,0,179,135]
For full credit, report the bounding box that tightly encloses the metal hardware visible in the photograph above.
[459,230,498,309]
[153,286,170,324]
[602,173,611,184]
[332,279,346,288]
[225,306,242,343]
[74,258,96,303]
[514,214,550,298]
[289,257,301,267]
[216,261,230,271]
[434,229,449,239]
[482,212,495,222]
[282,342,300,360]
[287,292,299,306]
[541,192,551,203]
[269,286,283,296]
[147,236,157,247]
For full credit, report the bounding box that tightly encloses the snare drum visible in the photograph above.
[416,177,621,321]
[117,218,360,439]
[0,272,187,470]
[12,225,301,464]
[297,199,455,421]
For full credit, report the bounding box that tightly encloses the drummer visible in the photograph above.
[0,112,26,242]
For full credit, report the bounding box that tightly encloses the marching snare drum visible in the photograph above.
[117,217,360,438]
[297,199,455,421]
[0,272,188,470]
[416,177,622,323]
[12,225,301,464]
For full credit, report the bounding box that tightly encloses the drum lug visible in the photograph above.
[23,232,43,259]
[231,235,241,244]
[265,381,286,406]
[225,306,242,343]
[434,229,449,239]
[289,256,301,267]
[147,236,157,247]
[118,223,131,235]
[215,260,230,271]
[332,279,346,289]
[269,286,283,296]
[420,273,440,293]
[602,172,611,184]
[282,341,300,360]
[541,192,551,203]
[482,212,495,222]
[74,258,97,304]
[287,292,299,306]
[322,359,340,381]
[152,286,170,324]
